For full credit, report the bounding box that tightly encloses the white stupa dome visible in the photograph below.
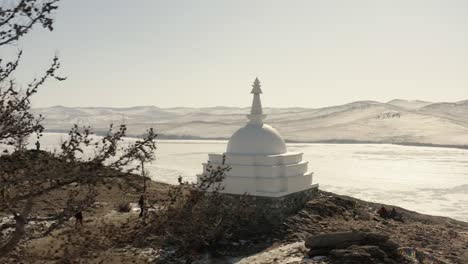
[227,123,287,155]
[226,78,287,155]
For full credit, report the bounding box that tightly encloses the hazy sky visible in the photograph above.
[4,0,468,108]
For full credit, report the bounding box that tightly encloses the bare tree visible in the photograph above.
[0,0,65,148]
[0,0,60,45]
[0,125,157,257]
[1,2,249,262]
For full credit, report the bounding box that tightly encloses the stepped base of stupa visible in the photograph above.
[222,185,320,228]
[198,152,316,197]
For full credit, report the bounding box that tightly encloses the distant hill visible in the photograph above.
[32,99,468,146]
[387,99,433,110]
[419,100,468,122]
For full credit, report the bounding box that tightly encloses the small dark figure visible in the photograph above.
[389,207,397,218]
[389,207,404,222]
[138,195,145,218]
[377,206,389,218]
[75,211,83,228]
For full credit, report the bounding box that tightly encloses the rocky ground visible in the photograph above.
[1,178,467,264]
[279,192,468,263]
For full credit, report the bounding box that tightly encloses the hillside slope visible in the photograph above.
[33,99,468,146]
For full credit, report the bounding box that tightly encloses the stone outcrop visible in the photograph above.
[305,231,405,264]
[305,231,389,249]
[329,245,398,264]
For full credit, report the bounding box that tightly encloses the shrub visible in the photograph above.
[117,202,132,213]
[142,161,255,262]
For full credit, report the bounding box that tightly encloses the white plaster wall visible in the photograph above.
[286,173,314,193]
[220,176,287,195]
[200,151,315,197]
[207,152,303,166]
[222,176,257,194]
[197,173,317,197]
[202,162,308,178]
[255,177,287,193]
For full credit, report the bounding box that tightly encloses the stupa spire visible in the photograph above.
[247,77,266,124]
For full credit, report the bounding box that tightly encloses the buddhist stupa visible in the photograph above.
[198,78,317,197]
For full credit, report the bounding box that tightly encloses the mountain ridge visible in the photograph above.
[32,99,468,146]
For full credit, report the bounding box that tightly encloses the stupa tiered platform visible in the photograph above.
[201,152,314,197]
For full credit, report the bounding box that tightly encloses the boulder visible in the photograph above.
[305,231,389,249]
[329,245,398,264]
[305,231,405,262]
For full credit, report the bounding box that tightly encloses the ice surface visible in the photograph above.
[150,140,468,222]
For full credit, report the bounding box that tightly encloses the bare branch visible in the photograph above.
[0,0,60,46]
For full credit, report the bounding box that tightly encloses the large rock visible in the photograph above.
[329,245,397,264]
[305,231,389,249]
[305,231,406,262]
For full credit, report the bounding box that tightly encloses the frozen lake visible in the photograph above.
[28,133,468,222]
